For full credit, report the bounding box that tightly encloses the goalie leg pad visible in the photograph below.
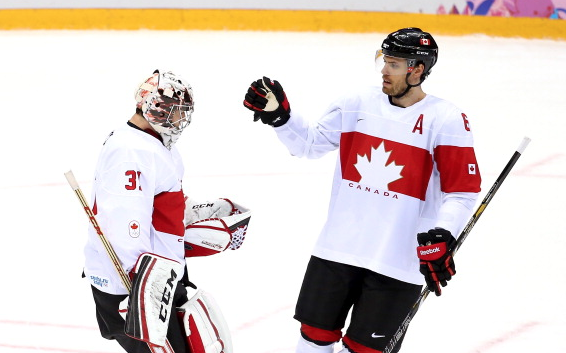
[125,253,184,347]
[178,287,233,353]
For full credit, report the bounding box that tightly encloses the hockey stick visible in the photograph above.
[64,170,175,353]
[384,136,531,353]
[64,170,132,290]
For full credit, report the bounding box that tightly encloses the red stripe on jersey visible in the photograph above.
[152,191,185,237]
[434,145,481,193]
[340,132,433,200]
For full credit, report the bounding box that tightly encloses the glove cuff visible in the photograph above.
[271,112,290,127]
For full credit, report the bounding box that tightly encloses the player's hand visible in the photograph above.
[416,228,456,296]
[243,76,290,127]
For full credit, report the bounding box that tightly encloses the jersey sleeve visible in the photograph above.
[435,191,478,237]
[433,107,482,235]
[273,101,343,159]
[433,110,481,194]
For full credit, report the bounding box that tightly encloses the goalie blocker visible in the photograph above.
[122,254,234,353]
[124,253,185,347]
[184,199,251,257]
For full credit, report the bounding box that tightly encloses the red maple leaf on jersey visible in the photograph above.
[340,132,481,199]
[340,132,433,200]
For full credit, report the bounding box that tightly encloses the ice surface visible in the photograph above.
[0,30,564,352]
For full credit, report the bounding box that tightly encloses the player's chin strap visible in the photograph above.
[391,60,430,99]
[391,73,424,99]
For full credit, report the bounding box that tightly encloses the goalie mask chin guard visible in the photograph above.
[135,69,195,149]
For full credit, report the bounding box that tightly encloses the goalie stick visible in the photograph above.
[64,170,175,353]
[384,136,531,353]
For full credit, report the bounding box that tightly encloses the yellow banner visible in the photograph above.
[1,9,564,40]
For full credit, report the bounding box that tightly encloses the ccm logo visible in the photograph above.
[158,269,178,322]
[192,203,213,209]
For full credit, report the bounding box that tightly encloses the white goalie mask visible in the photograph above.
[134,69,194,149]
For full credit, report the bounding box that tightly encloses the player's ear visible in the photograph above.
[409,63,426,84]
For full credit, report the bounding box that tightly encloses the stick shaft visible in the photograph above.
[454,136,530,255]
[384,136,531,353]
[64,170,131,290]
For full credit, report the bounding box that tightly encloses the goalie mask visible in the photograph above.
[135,69,194,149]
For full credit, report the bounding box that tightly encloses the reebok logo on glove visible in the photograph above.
[419,246,441,256]
[417,242,447,261]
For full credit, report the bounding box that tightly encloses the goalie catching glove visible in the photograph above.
[243,76,290,127]
[416,228,457,296]
[184,198,251,257]
[184,198,236,227]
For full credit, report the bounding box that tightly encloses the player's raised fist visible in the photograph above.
[243,76,291,127]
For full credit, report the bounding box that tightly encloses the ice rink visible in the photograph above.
[0,29,565,352]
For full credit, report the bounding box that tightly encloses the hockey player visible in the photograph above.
[243,28,481,353]
[84,69,249,353]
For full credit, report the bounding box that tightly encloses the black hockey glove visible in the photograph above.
[243,76,291,127]
[416,228,457,296]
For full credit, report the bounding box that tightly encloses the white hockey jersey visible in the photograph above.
[275,87,481,285]
[84,123,185,295]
